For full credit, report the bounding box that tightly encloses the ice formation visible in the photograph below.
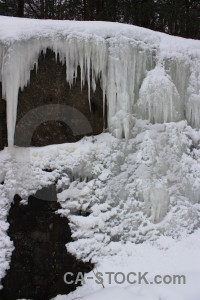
[0,120,199,263]
[0,17,200,146]
[137,66,183,123]
[0,17,200,294]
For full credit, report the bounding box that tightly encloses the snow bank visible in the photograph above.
[54,229,200,300]
[1,17,200,146]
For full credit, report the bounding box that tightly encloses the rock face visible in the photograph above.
[0,187,93,300]
[0,49,104,149]
[14,49,104,147]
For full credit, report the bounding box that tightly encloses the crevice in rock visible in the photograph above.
[0,186,93,300]
[42,168,54,173]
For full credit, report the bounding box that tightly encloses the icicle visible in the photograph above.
[1,24,200,147]
[186,62,200,128]
[87,53,91,112]
[186,94,200,128]
[137,66,183,123]
[103,92,106,130]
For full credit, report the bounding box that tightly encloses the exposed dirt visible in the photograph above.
[0,186,93,300]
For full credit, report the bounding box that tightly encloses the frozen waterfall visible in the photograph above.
[0,17,200,146]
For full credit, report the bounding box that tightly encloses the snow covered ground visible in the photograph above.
[0,120,200,299]
[54,229,200,300]
[0,16,200,299]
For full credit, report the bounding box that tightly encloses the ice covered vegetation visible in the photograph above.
[0,16,200,300]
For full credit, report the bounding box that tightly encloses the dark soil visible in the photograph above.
[0,187,93,300]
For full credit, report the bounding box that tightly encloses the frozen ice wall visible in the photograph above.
[1,37,107,147]
[0,17,200,293]
[0,17,200,146]
[137,66,183,123]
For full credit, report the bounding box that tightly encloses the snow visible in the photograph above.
[1,16,200,146]
[0,120,200,297]
[0,16,200,300]
[54,229,200,300]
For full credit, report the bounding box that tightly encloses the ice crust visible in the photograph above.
[1,17,200,146]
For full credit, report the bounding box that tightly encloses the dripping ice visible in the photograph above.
[0,17,200,146]
[0,18,200,292]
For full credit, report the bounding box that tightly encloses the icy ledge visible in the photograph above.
[1,16,200,146]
